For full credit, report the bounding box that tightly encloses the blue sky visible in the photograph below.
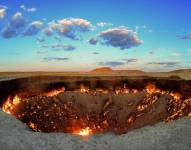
[0,0,191,72]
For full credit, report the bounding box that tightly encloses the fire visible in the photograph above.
[2,98,12,114]
[1,82,191,135]
[2,95,20,114]
[44,87,65,97]
[80,84,89,93]
[12,95,20,105]
[145,83,157,94]
[77,127,91,136]
[170,92,181,100]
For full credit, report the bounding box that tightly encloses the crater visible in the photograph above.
[1,76,191,136]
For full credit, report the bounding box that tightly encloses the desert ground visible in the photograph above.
[1,67,191,81]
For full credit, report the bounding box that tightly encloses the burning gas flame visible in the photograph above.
[77,127,91,136]
[2,95,20,114]
[44,87,65,97]
[80,84,89,93]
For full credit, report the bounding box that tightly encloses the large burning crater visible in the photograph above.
[0,76,191,136]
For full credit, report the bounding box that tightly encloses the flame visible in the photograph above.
[2,95,20,114]
[77,127,91,136]
[170,92,181,100]
[80,84,89,93]
[145,83,157,94]
[44,87,65,97]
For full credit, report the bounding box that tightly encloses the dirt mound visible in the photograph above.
[90,67,113,73]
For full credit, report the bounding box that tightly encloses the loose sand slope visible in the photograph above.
[1,109,191,150]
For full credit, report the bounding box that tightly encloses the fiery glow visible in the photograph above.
[2,95,20,114]
[1,83,191,135]
[44,87,65,97]
[145,83,157,94]
[170,92,181,100]
[80,84,89,93]
[2,98,12,114]
[77,127,91,136]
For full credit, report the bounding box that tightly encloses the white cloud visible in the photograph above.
[48,18,93,40]
[23,21,43,36]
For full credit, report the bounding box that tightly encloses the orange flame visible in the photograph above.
[44,87,65,97]
[2,95,20,114]
[145,83,157,94]
[80,84,89,93]
[77,127,91,136]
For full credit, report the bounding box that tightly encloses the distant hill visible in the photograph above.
[169,69,191,73]
[90,67,113,73]
[114,70,145,74]
[90,67,146,74]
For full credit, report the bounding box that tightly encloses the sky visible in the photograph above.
[0,0,191,72]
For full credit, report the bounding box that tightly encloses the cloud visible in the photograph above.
[20,5,37,12]
[97,22,113,27]
[49,18,93,40]
[11,12,27,27]
[92,52,99,55]
[0,5,7,19]
[41,44,49,48]
[123,58,137,63]
[147,62,179,67]
[88,37,98,45]
[177,33,191,40]
[23,21,43,36]
[149,50,154,54]
[99,27,143,50]
[98,61,125,67]
[54,36,62,42]
[98,58,137,67]
[43,57,69,61]
[62,45,76,51]
[36,50,48,54]
[36,37,45,43]
[43,28,53,36]
[44,44,76,51]
[135,25,152,33]
[171,52,181,57]
[1,12,27,38]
